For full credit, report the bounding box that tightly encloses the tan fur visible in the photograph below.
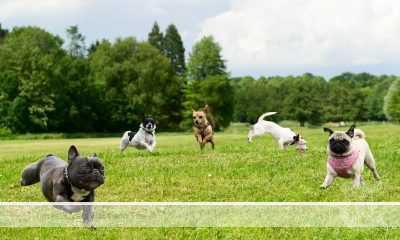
[192,105,215,150]
[320,127,380,189]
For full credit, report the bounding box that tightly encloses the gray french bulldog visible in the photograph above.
[20,145,105,229]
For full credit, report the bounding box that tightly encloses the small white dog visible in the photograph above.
[320,125,381,189]
[120,115,156,153]
[247,112,307,152]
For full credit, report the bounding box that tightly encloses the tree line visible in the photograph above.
[0,22,398,134]
[233,73,399,126]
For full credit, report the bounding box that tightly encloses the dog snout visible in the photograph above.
[92,169,100,176]
[195,120,199,124]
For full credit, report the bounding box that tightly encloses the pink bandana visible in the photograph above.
[328,148,360,178]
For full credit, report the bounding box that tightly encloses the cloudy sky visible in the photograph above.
[1,0,400,79]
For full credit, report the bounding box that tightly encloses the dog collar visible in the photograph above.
[196,122,210,130]
[142,127,154,136]
[196,122,211,138]
[328,148,360,178]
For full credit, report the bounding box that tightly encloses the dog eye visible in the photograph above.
[193,116,196,119]
[199,116,203,119]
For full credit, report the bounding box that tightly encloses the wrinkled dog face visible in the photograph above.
[192,105,209,126]
[67,146,105,191]
[324,125,355,156]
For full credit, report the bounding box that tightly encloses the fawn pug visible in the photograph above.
[320,125,381,189]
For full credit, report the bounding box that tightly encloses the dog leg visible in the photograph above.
[119,144,127,153]
[320,171,337,189]
[196,135,204,150]
[278,140,285,150]
[82,205,95,230]
[150,140,156,152]
[364,149,381,181]
[20,162,40,186]
[248,129,265,142]
[54,195,82,213]
[360,176,365,186]
[353,172,362,188]
[202,135,214,150]
[140,141,153,153]
[248,130,254,142]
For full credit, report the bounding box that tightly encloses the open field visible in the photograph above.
[0,123,399,238]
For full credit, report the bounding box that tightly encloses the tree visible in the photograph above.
[286,74,326,126]
[183,35,233,130]
[325,74,369,122]
[0,27,65,132]
[148,22,164,52]
[182,75,233,130]
[367,75,395,121]
[187,36,226,81]
[0,23,9,45]
[89,38,182,131]
[384,78,400,122]
[66,25,86,57]
[164,24,186,80]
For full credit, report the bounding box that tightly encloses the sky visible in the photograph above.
[1,0,400,79]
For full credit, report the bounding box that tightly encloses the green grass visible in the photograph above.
[0,123,399,238]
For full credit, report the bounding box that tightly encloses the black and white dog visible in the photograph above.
[120,115,156,153]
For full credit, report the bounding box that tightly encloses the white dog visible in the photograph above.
[120,115,156,153]
[247,112,307,152]
[320,125,381,189]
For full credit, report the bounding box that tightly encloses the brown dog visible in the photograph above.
[192,105,215,150]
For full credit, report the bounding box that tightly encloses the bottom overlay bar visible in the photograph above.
[0,203,398,227]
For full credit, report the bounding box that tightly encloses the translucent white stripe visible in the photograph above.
[0,202,399,205]
[0,203,399,227]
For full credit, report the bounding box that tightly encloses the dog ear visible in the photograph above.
[68,145,79,162]
[204,105,209,114]
[191,108,196,113]
[92,153,97,158]
[346,125,356,138]
[323,127,334,135]
[291,134,300,145]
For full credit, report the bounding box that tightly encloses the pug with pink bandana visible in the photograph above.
[320,125,381,189]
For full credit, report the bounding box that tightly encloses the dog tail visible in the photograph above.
[354,129,365,140]
[258,112,278,122]
[20,162,40,186]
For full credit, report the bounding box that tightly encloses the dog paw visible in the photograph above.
[319,185,327,189]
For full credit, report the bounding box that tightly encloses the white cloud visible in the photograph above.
[0,0,84,19]
[197,0,400,75]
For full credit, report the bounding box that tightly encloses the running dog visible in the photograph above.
[247,112,307,152]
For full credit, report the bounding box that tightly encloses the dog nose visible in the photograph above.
[195,120,199,124]
[93,169,100,176]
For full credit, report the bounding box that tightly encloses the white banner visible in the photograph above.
[0,202,398,227]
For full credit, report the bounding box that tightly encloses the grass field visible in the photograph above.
[0,123,399,238]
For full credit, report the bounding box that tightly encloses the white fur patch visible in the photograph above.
[71,186,90,202]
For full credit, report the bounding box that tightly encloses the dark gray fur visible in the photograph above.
[20,145,105,229]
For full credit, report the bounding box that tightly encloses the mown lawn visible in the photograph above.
[0,123,399,238]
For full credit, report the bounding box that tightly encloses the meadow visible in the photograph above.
[0,123,399,239]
